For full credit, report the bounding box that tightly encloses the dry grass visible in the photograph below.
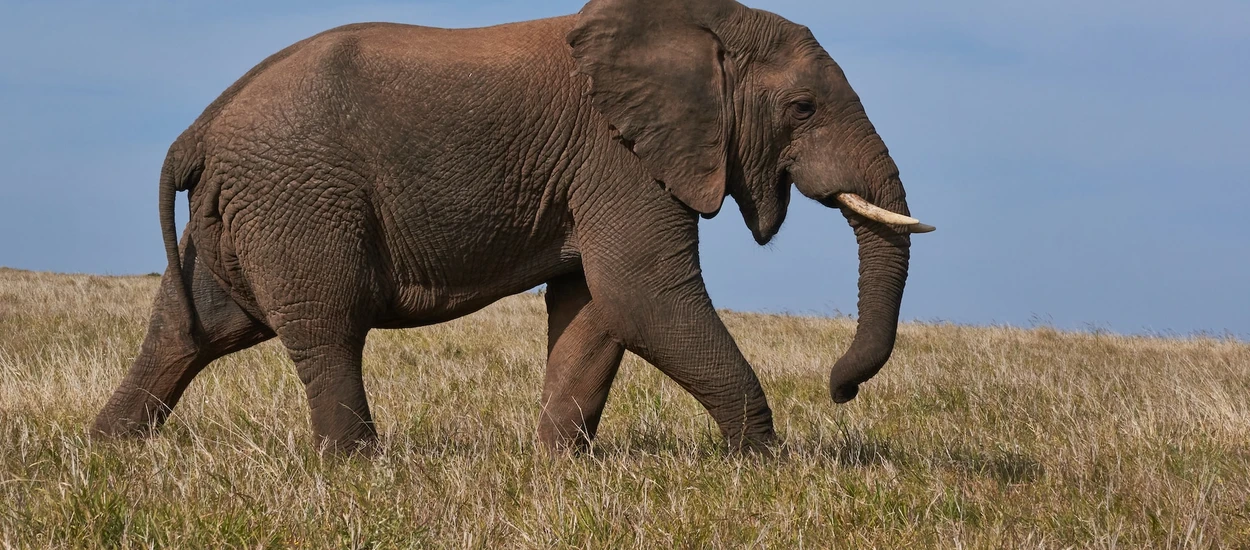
[1,267,1247,548]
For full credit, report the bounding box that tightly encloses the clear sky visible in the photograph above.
[1,1,1247,337]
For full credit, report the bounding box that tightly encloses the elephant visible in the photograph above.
[93,0,934,454]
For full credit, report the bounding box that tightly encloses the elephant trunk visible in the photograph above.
[796,142,914,403]
[828,206,910,402]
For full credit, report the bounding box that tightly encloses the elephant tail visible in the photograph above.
[159,137,205,335]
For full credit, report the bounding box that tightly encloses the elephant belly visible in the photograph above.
[374,219,580,329]
[369,156,580,327]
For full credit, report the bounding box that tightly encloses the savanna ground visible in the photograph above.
[0,267,1247,548]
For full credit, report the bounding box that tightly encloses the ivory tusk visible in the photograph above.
[836,193,932,231]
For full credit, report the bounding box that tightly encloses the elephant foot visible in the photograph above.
[729,436,779,458]
[91,410,163,439]
[537,428,594,456]
[91,389,174,439]
[721,424,779,456]
[313,421,380,458]
[317,437,380,458]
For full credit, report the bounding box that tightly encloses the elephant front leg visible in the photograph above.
[538,273,626,451]
[577,232,777,451]
[608,295,778,452]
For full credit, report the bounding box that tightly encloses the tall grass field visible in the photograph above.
[1,267,1247,547]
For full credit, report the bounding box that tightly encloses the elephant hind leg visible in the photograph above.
[93,242,273,438]
[250,247,380,454]
[277,316,377,455]
[538,272,626,451]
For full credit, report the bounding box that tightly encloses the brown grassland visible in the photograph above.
[1,267,1248,548]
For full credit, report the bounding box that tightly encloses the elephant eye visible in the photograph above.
[790,100,817,121]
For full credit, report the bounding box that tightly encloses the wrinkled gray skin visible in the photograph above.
[94,0,921,453]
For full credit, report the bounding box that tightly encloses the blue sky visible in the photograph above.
[1,1,1247,336]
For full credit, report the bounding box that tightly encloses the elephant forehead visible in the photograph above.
[751,51,848,96]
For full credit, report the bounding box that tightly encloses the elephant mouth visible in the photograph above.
[762,171,794,243]
[740,170,793,245]
[776,170,793,214]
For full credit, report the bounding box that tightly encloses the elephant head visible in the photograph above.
[569,0,933,403]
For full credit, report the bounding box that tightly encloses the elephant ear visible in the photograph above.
[568,0,739,214]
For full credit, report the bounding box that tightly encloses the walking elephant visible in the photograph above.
[93,0,934,453]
